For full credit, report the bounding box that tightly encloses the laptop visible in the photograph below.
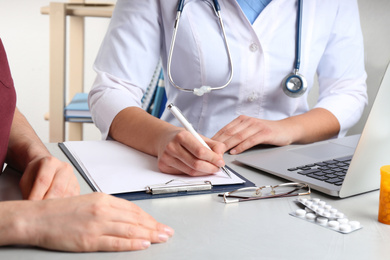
[236,63,390,198]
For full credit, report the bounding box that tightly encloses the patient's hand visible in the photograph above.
[0,193,174,252]
[19,155,80,200]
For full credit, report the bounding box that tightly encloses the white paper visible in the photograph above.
[63,141,245,194]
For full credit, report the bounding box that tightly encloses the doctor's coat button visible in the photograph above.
[249,43,258,52]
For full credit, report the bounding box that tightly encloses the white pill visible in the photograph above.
[316,208,325,215]
[349,221,361,229]
[335,212,344,218]
[325,205,332,211]
[305,201,313,207]
[338,218,349,224]
[312,198,321,203]
[298,198,308,203]
[328,220,340,229]
[323,212,331,218]
[305,213,316,221]
[318,201,326,207]
[339,224,352,233]
[330,208,338,214]
[311,204,319,211]
[295,209,307,217]
[316,217,328,225]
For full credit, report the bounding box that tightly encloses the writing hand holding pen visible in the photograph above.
[156,128,227,176]
[167,103,231,178]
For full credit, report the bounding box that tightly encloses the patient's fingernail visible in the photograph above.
[158,234,169,242]
[142,241,151,249]
[230,149,237,155]
[164,227,174,236]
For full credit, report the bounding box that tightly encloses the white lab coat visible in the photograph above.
[90,0,367,139]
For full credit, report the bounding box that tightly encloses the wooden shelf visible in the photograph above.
[41,3,114,18]
[42,2,114,142]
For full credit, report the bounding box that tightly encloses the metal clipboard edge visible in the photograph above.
[112,166,256,201]
[146,180,213,195]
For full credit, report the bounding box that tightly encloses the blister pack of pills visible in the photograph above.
[289,197,363,234]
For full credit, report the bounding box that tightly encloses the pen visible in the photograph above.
[167,103,232,179]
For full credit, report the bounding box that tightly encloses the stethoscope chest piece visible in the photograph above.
[282,71,307,98]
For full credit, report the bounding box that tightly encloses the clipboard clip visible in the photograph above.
[146,179,213,195]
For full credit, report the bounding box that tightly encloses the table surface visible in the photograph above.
[0,143,389,260]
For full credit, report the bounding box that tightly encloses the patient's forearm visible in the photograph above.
[6,108,51,172]
[0,200,33,246]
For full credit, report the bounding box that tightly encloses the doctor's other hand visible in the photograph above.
[3,193,174,252]
[157,128,227,176]
[212,115,294,155]
[19,155,80,200]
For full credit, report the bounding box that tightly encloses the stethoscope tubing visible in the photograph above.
[295,0,302,71]
[167,0,234,95]
[168,0,306,98]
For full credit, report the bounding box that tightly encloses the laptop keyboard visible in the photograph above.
[287,155,353,186]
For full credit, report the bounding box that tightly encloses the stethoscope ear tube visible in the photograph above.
[167,0,233,96]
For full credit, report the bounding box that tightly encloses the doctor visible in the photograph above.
[89,0,367,177]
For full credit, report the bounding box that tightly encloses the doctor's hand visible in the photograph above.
[157,129,227,176]
[212,115,294,155]
[19,155,80,200]
[213,109,341,154]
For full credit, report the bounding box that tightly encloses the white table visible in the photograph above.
[0,143,389,259]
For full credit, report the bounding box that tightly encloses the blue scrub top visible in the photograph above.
[236,0,272,24]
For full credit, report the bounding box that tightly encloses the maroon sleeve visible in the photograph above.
[0,38,17,169]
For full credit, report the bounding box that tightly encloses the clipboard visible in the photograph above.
[59,141,256,201]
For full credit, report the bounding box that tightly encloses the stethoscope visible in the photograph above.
[281,0,307,98]
[167,0,307,98]
[167,0,234,96]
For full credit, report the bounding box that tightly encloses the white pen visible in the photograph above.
[167,103,232,178]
